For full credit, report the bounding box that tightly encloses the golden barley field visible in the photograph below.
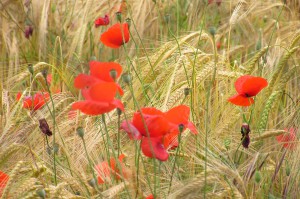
[0,0,300,198]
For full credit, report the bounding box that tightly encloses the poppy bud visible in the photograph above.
[125,18,131,27]
[53,143,59,154]
[164,14,170,24]
[241,123,250,148]
[122,73,131,84]
[46,146,52,155]
[39,118,52,136]
[116,12,122,22]
[110,69,117,81]
[88,178,96,188]
[25,24,34,39]
[28,64,34,75]
[178,124,185,133]
[117,108,122,116]
[76,127,84,138]
[184,87,190,96]
[209,27,216,37]
[263,15,268,23]
[36,189,46,199]
[254,170,261,183]
[90,56,97,61]
[41,69,48,81]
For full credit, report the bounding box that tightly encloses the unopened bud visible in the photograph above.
[184,88,190,96]
[88,178,96,188]
[53,143,59,154]
[41,69,48,80]
[209,27,216,36]
[116,12,122,22]
[39,118,52,136]
[125,18,131,27]
[286,164,291,176]
[28,64,34,75]
[36,189,46,198]
[90,56,97,61]
[117,108,122,116]
[164,14,170,24]
[122,73,131,84]
[76,127,84,138]
[254,170,261,183]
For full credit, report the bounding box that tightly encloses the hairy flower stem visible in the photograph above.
[167,128,183,194]
[81,137,102,196]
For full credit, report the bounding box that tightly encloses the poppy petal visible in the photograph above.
[163,131,179,150]
[111,99,124,112]
[90,61,123,82]
[88,82,118,102]
[228,94,254,106]
[0,170,9,194]
[16,92,21,101]
[242,76,268,97]
[95,161,110,184]
[72,101,110,115]
[74,74,102,89]
[141,137,169,161]
[187,122,198,134]
[164,105,190,125]
[235,75,253,94]
[100,23,130,48]
[121,121,142,140]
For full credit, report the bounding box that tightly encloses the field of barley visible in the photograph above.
[0,0,300,198]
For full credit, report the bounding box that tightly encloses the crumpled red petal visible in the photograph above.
[121,121,142,140]
[141,137,169,161]
[90,61,123,82]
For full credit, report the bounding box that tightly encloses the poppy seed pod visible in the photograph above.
[76,127,84,138]
[110,69,117,81]
[178,124,185,133]
[39,118,52,136]
[88,178,96,188]
[184,87,190,96]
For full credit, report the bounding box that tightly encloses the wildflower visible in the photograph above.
[276,128,297,149]
[74,61,124,95]
[228,75,268,106]
[0,171,9,196]
[72,82,124,115]
[95,154,129,184]
[39,118,52,136]
[17,92,50,111]
[121,105,197,161]
[100,23,130,48]
[95,15,109,27]
[216,41,221,50]
[241,123,250,148]
[25,24,33,39]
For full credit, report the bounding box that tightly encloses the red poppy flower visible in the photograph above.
[121,108,170,139]
[72,82,124,115]
[74,61,124,95]
[276,128,297,149]
[0,171,9,196]
[100,23,130,48]
[95,15,109,27]
[145,194,154,199]
[228,75,268,106]
[17,92,50,111]
[95,154,129,184]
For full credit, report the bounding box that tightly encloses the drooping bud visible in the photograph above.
[241,123,250,148]
[36,189,46,198]
[76,127,84,138]
[254,170,262,183]
[116,12,122,22]
[122,73,131,84]
[41,69,48,81]
[109,69,117,81]
[117,108,122,116]
[25,20,34,39]
[28,64,34,75]
[209,26,216,37]
[53,143,59,154]
[88,178,96,188]
[90,56,97,61]
[164,14,171,24]
[184,87,190,96]
[125,18,131,27]
[39,118,52,136]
